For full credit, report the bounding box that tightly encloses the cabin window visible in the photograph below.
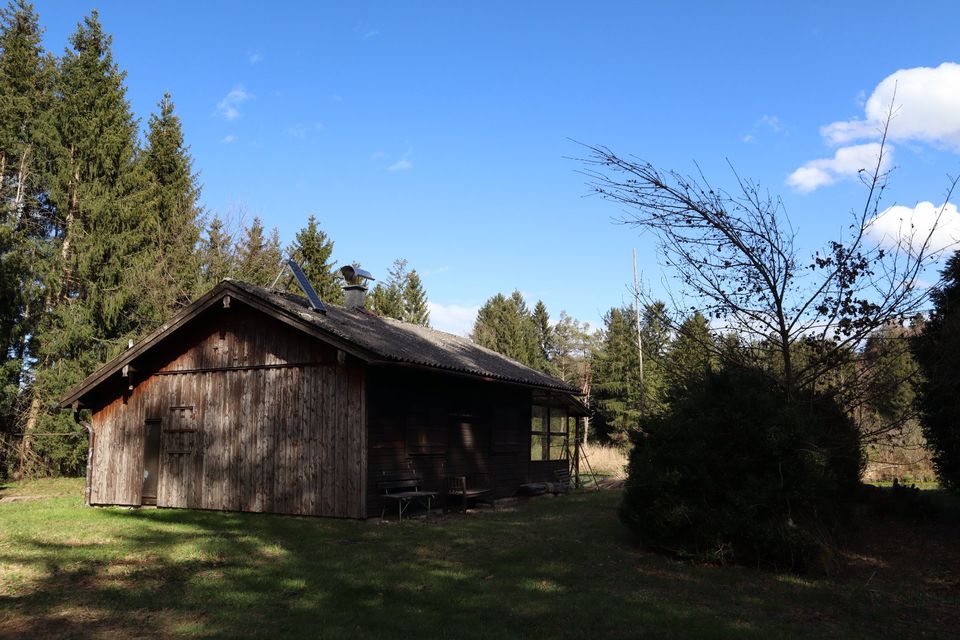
[531,405,568,461]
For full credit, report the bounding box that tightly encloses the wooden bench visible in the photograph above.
[446,473,493,513]
[378,470,438,521]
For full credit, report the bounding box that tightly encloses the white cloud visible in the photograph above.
[865,201,960,255]
[387,157,413,172]
[787,142,891,193]
[760,115,784,133]
[742,114,785,145]
[215,85,253,120]
[821,62,960,150]
[387,151,413,171]
[363,29,380,39]
[790,62,960,193]
[286,124,308,138]
[421,265,451,277]
[286,123,323,138]
[371,150,386,160]
[221,134,238,144]
[427,302,479,336]
[247,49,263,65]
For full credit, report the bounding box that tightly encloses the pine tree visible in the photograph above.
[140,92,202,320]
[25,10,148,474]
[589,306,646,445]
[235,217,282,286]
[286,215,342,304]
[471,290,546,370]
[199,214,236,287]
[402,269,429,326]
[663,311,715,400]
[530,300,555,375]
[370,258,407,319]
[369,258,430,326]
[912,252,960,489]
[552,311,596,389]
[0,0,51,452]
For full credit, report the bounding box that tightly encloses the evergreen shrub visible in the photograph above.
[619,366,862,573]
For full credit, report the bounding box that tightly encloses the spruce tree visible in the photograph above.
[471,290,546,370]
[663,311,715,400]
[141,92,202,320]
[589,306,645,445]
[370,258,407,319]
[912,253,960,489]
[286,215,342,304]
[25,10,146,474]
[0,0,51,451]
[199,214,236,287]
[235,217,282,286]
[531,300,555,374]
[368,258,430,326]
[402,269,429,326]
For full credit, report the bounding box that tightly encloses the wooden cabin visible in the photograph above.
[61,279,586,519]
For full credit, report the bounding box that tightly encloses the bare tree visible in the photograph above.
[581,111,958,418]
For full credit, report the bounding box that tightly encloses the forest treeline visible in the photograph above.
[469,288,932,482]
[0,2,430,476]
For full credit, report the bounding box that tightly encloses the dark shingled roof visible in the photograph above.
[230,280,574,392]
[61,279,578,408]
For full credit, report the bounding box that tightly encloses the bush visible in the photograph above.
[859,482,941,521]
[912,252,960,492]
[619,366,862,573]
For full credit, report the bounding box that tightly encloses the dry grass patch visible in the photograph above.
[580,442,629,478]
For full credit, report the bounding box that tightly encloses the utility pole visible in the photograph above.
[633,249,644,411]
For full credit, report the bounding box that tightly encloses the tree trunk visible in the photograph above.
[19,391,41,479]
[13,147,30,223]
[57,162,80,303]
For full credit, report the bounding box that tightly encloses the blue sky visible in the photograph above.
[33,1,960,334]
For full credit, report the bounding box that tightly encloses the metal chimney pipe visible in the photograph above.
[343,284,367,310]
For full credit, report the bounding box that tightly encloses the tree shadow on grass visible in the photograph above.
[1,491,956,639]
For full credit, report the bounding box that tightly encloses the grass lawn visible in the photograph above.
[1,480,958,639]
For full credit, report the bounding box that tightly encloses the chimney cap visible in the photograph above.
[340,265,375,286]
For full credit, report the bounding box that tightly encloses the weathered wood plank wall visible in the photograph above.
[88,304,367,518]
[365,369,565,517]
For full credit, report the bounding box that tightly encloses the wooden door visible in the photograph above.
[159,404,200,508]
[141,418,161,505]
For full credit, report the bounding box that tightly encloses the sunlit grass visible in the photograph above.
[0,478,957,639]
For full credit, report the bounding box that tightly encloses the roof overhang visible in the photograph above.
[60,279,584,411]
[59,281,379,409]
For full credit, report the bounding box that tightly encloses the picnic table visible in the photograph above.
[378,470,437,521]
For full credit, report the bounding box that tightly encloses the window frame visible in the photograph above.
[530,404,569,461]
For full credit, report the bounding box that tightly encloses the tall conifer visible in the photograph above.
[286,215,342,304]
[0,0,50,449]
[369,258,430,326]
[25,10,144,473]
[402,269,429,327]
[141,92,202,320]
[199,214,236,287]
[471,291,547,371]
[235,217,281,286]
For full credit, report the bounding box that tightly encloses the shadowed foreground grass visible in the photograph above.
[1,479,958,639]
